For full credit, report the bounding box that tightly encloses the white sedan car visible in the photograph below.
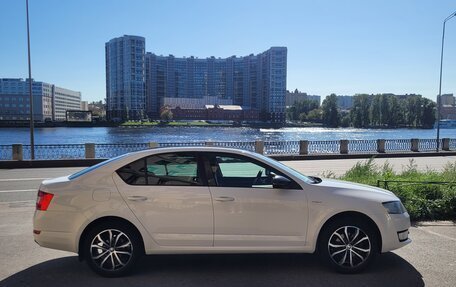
[33,147,411,277]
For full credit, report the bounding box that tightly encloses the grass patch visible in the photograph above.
[121,121,158,126]
[120,120,226,127]
[334,159,456,221]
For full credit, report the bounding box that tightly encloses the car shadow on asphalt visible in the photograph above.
[0,252,423,287]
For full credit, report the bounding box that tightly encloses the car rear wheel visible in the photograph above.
[84,222,142,277]
[320,218,377,273]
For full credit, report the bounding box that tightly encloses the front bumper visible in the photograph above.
[380,212,411,253]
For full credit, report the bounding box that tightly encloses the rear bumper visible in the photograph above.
[34,230,77,253]
[33,210,81,253]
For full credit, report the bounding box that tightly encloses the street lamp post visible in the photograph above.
[436,10,456,152]
[26,0,34,159]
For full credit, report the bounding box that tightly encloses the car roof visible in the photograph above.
[132,146,255,155]
[102,146,261,170]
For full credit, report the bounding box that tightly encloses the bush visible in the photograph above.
[337,159,456,221]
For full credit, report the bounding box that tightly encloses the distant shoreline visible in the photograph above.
[0,121,437,130]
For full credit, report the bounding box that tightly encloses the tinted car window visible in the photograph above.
[117,153,202,186]
[208,154,299,189]
[146,154,201,185]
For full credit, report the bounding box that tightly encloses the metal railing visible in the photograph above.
[95,143,150,158]
[2,138,453,161]
[213,141,256,152]
[264,141,299,155]
[348,140,377,154]
[384,139,411,152]
[418,139,442,152]
[23,144,85,160]
[0,145,12,160]
[308,140,340,154]
[449,138,456,150]
[159,142,205,148]
[376,179,456,190]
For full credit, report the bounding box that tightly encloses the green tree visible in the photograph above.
[422,98,436,128]
[350,94,370,128]
[388,96,401,127]
[405,95,423,127]
[340,111,351,127]
[380,94,390,126]
[298,112,307,122]
[306,108,322,122]
[370,94,381,126]
[160,106,173,121]
[286,99,319,121]
[322,94,340,127]
[286,105,297,121]
[347,93,435,129]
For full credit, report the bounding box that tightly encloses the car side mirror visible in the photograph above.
[272,175,293,189]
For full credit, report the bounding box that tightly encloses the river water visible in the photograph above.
[2,127,456,145]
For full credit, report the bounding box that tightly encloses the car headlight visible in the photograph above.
[382,201,406,214]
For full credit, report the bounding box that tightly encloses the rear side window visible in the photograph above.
[117,153,203,186]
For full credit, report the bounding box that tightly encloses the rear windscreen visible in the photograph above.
[69,153,129,180]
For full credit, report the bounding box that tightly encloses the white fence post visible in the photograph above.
[340,140,349,154]
[85,143,95,159]
[299,140,309,155]
[12,144,23,161]
[255,140,264,154]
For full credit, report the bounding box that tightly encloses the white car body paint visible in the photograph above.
[33,147,411,256]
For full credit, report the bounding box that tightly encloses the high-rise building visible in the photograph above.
[108,35,287,122]
[105,35,146,121]
[0,78,81,121]
[145,48,286,122]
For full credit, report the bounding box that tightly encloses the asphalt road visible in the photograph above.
[0,202,455,286]
[0,157,455,286]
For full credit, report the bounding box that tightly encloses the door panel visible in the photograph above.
[210,186,307,247]
[205,153,308,247]
[113,152,213,247]
[114,175,213,247]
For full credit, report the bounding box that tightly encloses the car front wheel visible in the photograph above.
[320,219,378,273]
[84,222,142,277]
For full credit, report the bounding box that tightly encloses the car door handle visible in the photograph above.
[214,196,235,202]
[127,196,148,202]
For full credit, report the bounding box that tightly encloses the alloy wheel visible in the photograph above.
[90,229,133,271]
[327,226,371,268]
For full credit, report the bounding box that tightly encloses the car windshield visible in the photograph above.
[254,153,316,184]
[68,153,129,180]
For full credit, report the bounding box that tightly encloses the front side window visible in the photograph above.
[209,154,298,189]
[117,153,202,186]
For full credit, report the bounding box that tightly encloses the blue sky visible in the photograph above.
[0,0,455,102]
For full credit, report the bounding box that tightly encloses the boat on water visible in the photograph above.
[436,119,456,129]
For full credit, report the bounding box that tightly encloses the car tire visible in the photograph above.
[83,222,143,277]
[319,218,378,273]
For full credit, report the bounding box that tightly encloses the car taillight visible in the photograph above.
[36,190,54,211]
